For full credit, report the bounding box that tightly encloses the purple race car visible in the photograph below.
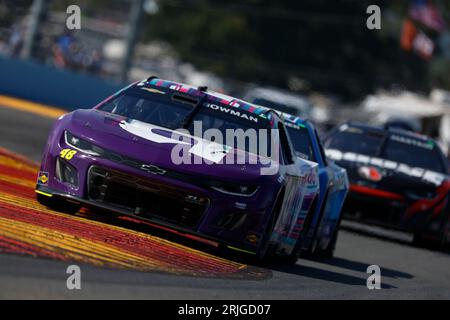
[35,77,320,260]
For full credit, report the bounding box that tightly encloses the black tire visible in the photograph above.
[315,223,339,259]
[314,209,344,259]
[256,190,284,262]
[440,215,450,248]
[413,215,450,249]
[283,198,318,265]
[301,192,329,259]
[36,194,81,214]
[412,234,435,248]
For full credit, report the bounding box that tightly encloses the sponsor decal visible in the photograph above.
[300,171,317,185]
[37,171,49,186]
[326,148,446,186]
[119,119,232,164]
[390,134,434,150]
[272,169,319,252]
[358,166,383,182]
[119,119,279,173]
[284,120,306,130]
[246,233,259,244]
[204,103,260,123]
[169,83,194,92]
[120,119,190,145]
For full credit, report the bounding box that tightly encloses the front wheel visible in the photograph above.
[412,233,437,248]
[413,215,450,249]
[283,198,318,265]
[256,192,284,262]
[36,193,81,214]
[314,210,344,259]
[439,213,450,248]
[314,223,339,259]
[300,202,326,259]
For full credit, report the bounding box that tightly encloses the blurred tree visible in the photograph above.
[143,0,445,98]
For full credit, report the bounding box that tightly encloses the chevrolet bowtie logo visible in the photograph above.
[140,164,166,175]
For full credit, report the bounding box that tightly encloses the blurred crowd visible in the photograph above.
[0,18,104,75]
[51,31,104,74]
[0,20,26,56]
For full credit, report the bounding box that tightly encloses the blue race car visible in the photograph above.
[282,114,349,258]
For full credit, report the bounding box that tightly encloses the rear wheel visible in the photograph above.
[36,194,81,214]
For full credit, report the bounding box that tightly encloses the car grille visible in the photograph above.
[87,166,209,230]
[343,192,406,227]
[101,149,198,185]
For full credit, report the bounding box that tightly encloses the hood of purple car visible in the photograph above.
[64,109,276,183]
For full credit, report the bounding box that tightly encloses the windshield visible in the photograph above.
[286,125,316,161]
[380,134,445,173]
[325,127,384,156]
[325,127,446,173]
[97,88,194,130]
[187,107,273,156]
[98,86,275,156]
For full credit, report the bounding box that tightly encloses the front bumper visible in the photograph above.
[343,186,448,237]
[36,183,255,252]
[37,143,278,254]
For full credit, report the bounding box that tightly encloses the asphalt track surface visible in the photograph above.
[0,104,450,299]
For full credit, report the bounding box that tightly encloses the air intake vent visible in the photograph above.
[172,94,199,105]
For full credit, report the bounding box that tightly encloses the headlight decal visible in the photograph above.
[64,131,103,157]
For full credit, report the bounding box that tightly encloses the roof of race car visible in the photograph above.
[245,87,312,110]
[282,113,310,129]
[342,121,432,141]
[143,78,272,117]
